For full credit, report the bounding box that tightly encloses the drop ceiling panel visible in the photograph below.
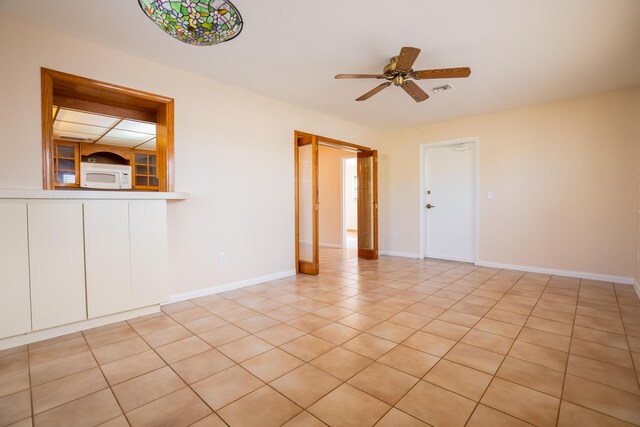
[54,121,107,136]
[102,129,154,142]
[115,119,155,135]
[136,139,157,150]
[55,109,120,128]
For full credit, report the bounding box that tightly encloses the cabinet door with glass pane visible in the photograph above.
[133,150,159,190]
[53,141,79,188]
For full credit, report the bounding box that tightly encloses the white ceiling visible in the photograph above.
[3,0,640,130]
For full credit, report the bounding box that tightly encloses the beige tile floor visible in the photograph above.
[1,248,640,426]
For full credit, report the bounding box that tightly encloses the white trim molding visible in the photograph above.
[379,250,421,259]
[0,305,159,351]
[166,270,297,304]
[476,260,635,285]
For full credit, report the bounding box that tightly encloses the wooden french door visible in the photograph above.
[295,133,319,274]
[295,131,378,274]
[357,150,379,259]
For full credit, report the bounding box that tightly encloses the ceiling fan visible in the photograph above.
[335,47,471,103]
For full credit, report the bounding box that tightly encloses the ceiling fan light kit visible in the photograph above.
[138,0,243,46]
[335,47,471,102]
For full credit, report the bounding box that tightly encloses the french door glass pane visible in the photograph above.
[298,144,313,262]
[358,155,374,251]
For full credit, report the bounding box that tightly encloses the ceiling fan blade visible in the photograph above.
[356,82,392,101]
[335,74,385,79]
[402,80,429,103]
[413,67,471,79]
[396,47,421,71]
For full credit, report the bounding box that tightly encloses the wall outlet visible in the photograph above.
[487,192,494,200]
[219,252,226,265]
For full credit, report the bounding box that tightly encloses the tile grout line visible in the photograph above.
[8,254,639,427]
[83,332,132,427]
[613,284,640,393]
[359,258,482,426]
[358,262,506,426]
[27,344,34,424]
[460,271,550,427]
[123,314,229,426]
[554,278,582,426]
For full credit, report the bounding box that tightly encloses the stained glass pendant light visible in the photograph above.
[138,0,243,46]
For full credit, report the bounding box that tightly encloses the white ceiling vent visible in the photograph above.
[431,84,454,94]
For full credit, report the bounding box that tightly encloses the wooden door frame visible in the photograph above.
[294,130,375,273]
[41,68,175,192]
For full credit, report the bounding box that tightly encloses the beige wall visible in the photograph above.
[318,146,342,247]
[318,146,356,247]
[344,158,358,230]
[379,88,640,282]
[0,15,378,297]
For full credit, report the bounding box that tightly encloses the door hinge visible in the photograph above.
[374,203,378,210]
[315,203,319,211]
[315,263,319,269]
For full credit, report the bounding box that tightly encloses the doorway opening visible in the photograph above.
[342,156,358,251]
[317,145,358,266]
[295,131,378,275]
[420,138,479,263]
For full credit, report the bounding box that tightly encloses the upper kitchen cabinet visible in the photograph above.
[133,150,159,190]
[53,140,79,188]
[41,68,174,192]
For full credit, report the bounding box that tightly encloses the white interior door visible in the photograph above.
[424,143,475,262]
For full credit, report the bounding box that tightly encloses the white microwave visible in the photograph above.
[80,162,132,190]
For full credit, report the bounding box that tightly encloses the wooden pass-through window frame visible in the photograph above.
[41,68,175,192]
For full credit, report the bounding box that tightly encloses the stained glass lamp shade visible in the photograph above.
[138,0,243,46]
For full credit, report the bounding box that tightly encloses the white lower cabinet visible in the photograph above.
[0,202,31,338]
[28,201,87,331]
[84,201,133,318]
[0,198,169,341]
[130,201,169,308]
[84,200,168,318]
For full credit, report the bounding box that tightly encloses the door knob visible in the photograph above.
[426,204,435,209]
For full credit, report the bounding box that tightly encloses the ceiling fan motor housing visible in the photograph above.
[393,75,405,86]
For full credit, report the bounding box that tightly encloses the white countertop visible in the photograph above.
[0,189,190,200]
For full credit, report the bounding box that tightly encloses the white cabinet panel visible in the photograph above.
[84,201,132,318]
[130,201,168,307]
[28,201,86,330]
[0,202,31,338]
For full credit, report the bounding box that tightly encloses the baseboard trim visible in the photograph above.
[476,260,635,285]
[166,270,297,304]
[425,254,476,263]
[0,305,160,351]
[635,279,640,298]
[379,250,421,259]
